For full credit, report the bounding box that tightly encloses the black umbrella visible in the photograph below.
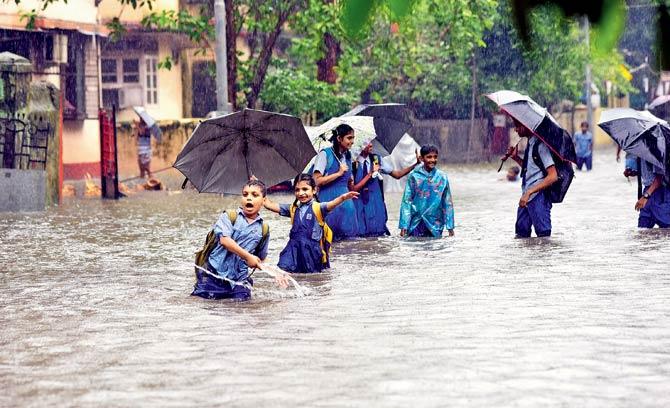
[648,95,670,110]
[173,109,316,195]
[486,90,576,163]
[342,103,413,153]
[598,108,670,172]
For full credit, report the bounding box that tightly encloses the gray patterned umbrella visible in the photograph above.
[598,108,670,172]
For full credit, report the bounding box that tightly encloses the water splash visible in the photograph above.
[192,263,309,298]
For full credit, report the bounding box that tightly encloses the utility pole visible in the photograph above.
[214,0,230,115]
[583,16,594,133]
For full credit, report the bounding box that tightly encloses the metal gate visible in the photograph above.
[99,107,120,199]
[0,114,50,170]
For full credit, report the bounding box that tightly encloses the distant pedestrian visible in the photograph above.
[574,121,593,171]
[133,106,162,179]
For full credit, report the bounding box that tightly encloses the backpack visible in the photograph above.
[289,202,333,265]
[194,209,270,271]
[530,140,575,203]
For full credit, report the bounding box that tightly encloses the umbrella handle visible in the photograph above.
[181,178,188,189]
[497,158,507,173]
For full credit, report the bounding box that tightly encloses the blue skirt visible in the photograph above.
[278,238,327,273]
[191,264,252,300]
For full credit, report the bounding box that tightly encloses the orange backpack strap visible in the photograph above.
[312,202,325,226]
[289,204,298,225]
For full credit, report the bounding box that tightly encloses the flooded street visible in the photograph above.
[2,150,670,407]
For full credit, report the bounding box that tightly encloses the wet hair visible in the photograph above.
[243,179,267,197]
[420,144,439,157]
[292,173,318,206]
[328,124,354,160]
[509,165,520,175]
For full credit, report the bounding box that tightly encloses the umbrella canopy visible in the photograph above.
[308,115,387,159]
[173,109,316,194]
[342,103,413,152]
[133,106,162,140]
[486,90,576,163]
[648,95,670,110]
[598,108,670,171]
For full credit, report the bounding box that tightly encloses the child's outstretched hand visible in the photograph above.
[415,149,422,164]
[341,191,359,201]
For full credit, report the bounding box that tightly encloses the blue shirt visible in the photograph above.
[574,131,593,158]
[207,208,269,281]
[522,136,555,202]
[279,200,329,241]
[399,166,455,236]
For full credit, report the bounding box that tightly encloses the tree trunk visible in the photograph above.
[225,0,237,110]
[316,0,340,84]
[245,11,291,108]
[467,52,478,163]
[317,32,341,84]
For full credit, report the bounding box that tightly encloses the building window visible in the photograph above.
[122,58,139,83]
[63,35,86,120]
[145,56,158,105]
[101,59,117,83]
[100,55,158,108]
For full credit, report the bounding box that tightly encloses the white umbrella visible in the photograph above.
[307,116,388,159]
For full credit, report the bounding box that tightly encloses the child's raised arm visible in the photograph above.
[326,191,359,211]
[263,196,281,213]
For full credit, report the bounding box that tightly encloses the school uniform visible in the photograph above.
[638,160,670,228]
[516,136,554,238]
[352,154,393,237]
[191,208,269,300]
[277,201,330,273]
[399,166,455,237]
[312,147,359,240]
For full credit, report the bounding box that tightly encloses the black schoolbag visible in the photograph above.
[530,141,575,204]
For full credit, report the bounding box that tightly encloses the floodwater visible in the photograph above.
[2,150,670,407]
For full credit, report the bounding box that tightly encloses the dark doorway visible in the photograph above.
[191,61,217,118]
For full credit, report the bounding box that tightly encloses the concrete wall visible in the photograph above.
[98,0,179,23]
[0,169,46,212]
[115,119,198,180]
[412,119,490,163]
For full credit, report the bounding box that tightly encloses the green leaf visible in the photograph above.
[592,0,625,55]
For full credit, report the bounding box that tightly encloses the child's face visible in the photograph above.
[240,185,264,217]
[581,124,588,133]
[515,123,531,138]
[294,181,315,204]
[361,143,373,156]
[422,152,438,170]
[338,132,355,151]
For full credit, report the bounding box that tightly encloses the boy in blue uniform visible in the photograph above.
[573,121,593,171]
[504,121,559,238]
[352,143,421,237]
[192,180,288,300]
[399,145,455,238]
[635,160,670,228]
